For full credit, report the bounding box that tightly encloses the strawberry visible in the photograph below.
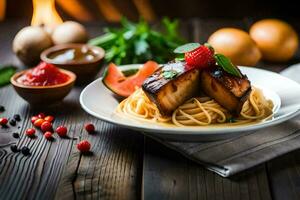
[77,140,91,152]
[184,45,215,69]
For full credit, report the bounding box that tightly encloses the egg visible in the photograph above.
[51,21,88,45]
[249,19,298,62]
[208,28,261,66]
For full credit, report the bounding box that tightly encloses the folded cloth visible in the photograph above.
[154,65,300,177]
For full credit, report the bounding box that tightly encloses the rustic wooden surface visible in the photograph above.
[0,19,300,200]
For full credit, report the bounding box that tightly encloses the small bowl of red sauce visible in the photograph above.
[11,62,76,105]
[41,43,105,84]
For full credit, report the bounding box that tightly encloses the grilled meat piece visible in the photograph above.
[142,62,200,116]
[200,67,251,113]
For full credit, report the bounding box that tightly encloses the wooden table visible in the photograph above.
[0,19,300,200]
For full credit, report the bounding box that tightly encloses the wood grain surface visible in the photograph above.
[0,19,300,200]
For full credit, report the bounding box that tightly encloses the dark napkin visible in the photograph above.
[152,67,300,177]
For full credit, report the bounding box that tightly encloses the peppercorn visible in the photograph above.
[13,114,21,121]
[10,145,19,153]
[0,105,5,112]
[12,132,20,138]
[21,146,30,156]
[9,119,16,126]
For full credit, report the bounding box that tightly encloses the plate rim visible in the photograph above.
[80,66,300,136]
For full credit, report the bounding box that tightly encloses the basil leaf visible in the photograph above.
[0,66,17,87]
[214,54,242,78]
[175,53,185,61]
[162,70,178,79]
[174,43,200,54]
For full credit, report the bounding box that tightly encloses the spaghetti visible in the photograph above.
[116,87,274,127]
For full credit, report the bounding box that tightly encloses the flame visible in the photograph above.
[95,0,121,22]
[0,0,6,21]
[56,0,93,21]
[31,0,63,28]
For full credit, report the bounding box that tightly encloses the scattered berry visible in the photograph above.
[77,140,91,152]
[185,45,215,69]
[0,118,8,126]
[25,128,36,137]
[31,116,39,124]
[10,145,19,153]
[84,123,95,133]
[0,105,5,112]
[41,121,52,132]
[38,113,45,119]
[44,115,54,122]
[44,131,53,140]
[12,132,20,138]
[33,118,45,127]
[13,114,21,121]
[9,119,16,126]
[21,146,30,156]
[56,126,67,137]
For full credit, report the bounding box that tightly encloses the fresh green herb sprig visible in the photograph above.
[0,65,17,87]
[162,70,178,79]
[214,54,242,78]
[89,17,186,65]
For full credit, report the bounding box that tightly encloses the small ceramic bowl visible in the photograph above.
[10,69,76,105]
[40,43,105,84]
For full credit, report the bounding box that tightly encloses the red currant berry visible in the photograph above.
[0,118,8,126]
[56,126,67,137]
[41,121,52,132]
[44,115,54,122]
[31,116,39,124]
[26,128,36,137]
[33,119,45,127]
[44,131,53,140]
[77,140,91,152]
[38,113,45,119]
[84,123,95,133]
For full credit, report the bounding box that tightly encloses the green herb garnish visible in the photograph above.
[162,70,178,79]
[175,53,185,61]
[173,43,200,54]
[214,54,242,78]
[0,66,17,87]
[89,17,186,65]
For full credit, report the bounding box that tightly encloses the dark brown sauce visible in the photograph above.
[48,46,98,63]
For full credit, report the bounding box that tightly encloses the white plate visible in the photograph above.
[80,66,300,141]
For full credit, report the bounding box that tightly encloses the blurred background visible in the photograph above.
[1,0,299,23]
[0,0,299,68]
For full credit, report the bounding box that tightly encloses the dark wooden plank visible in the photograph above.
[0,85,144,200]
[267,150,300,200]
[142,138,272,200]
[55,118,143,200]
[0,20,144,200]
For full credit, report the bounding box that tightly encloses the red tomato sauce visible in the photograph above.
[17,62,69,86]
